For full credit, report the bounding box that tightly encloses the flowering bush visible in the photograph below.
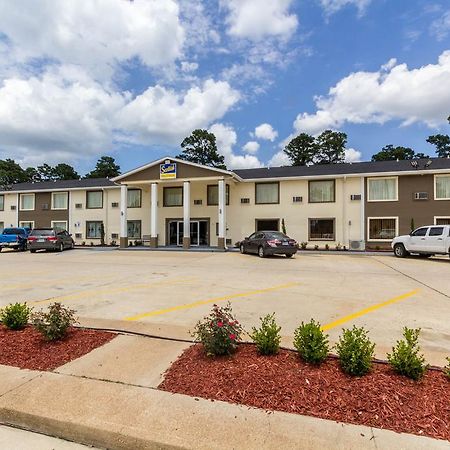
[32,303,77,341]
[192,303,244,356]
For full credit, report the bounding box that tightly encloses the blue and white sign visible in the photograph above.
[160,162,177,179]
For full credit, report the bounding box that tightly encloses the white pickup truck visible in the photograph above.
[392,225,450,258]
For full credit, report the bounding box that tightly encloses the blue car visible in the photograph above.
[0,227,30,252]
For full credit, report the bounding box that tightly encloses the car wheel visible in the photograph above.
[70,241,75,250]
[394,244,408,258]
[285,253,293,258]
[258,246,265,258]
[240,244,246,254]
[59,243,64,252]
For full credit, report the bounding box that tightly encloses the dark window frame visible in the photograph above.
[86,190,103,209]
[207,184,230,206]
[86,220,103,239]
[255,182,280,205]
[308,218,336,241]
[163,186,183,207]
[0,194,4,211]
[308,179,336,204]
[127,220,142,238]
[127,189,142,208]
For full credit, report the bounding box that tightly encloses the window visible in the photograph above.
[127,189,141,208]
[86,191,103,209]
[86,221,103,238]
[435,217,450,226]
[19,194,35,211]
[19,221,34,229]
[309,219,335,240]
[309,180,335,203]
[411,227,428,237]
[51,192,68,210]
[255,182,279,204]
[207,184,230,205]
[0,195,4,211]
[368,218,398,241]
[429,227,443,237]
[51,221,68,231]
[368,177,398,201]
[127,220,141,238]
[435,175,450,200]
[0,222,3,231]
[163,187,183,207]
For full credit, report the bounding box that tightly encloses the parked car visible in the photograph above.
[27,228,75,253]
[0,227,30,252]
[392,225,450,258]
[239,231,298,258]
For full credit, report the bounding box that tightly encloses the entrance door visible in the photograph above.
[168,220,207,246]
[190,221,199,246]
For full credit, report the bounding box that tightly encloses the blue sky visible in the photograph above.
[0,0,449,174]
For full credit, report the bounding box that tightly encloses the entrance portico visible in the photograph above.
[113,157,235,250]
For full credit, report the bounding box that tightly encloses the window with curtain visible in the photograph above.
[86,191,103,209]
[207,184,230,205]
[309,180,335,203]
[52,192,68,209]
[52,221,67,231]
[435,175,450,199]
[0,222,4,231]
[127,189,141,208]
[127,220,141,238]
[20,221,34,229]
[19,194,34,210]
[368,178,397,201]
[309,219,335,240]
[0,195,4,211]
[163,187,183,207]
[86,221,103,238]
[255,183,279,204]
[436,217,450,225]
[368,218,397,240]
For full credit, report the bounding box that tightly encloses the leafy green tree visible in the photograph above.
[426,115,450,158]
[284,133,317,166]
[85,156,120,179]
[36,163,57,181]
[0,159,28,186]
[178,129,226,169]
[24,167,42,183]
[372,145,416,161]
[53,163,80,180]
[315,130,347,164]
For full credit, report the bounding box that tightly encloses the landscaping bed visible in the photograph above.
[0,325,116,371]
[160,344,450,442]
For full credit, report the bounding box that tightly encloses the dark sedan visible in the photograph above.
[28,228,74,253]
[239,231,297,258]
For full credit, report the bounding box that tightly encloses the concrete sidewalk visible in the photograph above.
[0,333,448,450]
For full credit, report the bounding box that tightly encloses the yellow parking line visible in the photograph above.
[125,282,299,321]
[321,289,420,331]
[30,277,197,305]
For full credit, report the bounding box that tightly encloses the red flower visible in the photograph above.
[229,333,236,340]
[217,321,223,328]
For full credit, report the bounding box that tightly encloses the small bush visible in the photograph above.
[325,244,330,251]
[335,242,342,251]
[0,302,31,330]
[444,358,450,380]
[192,303,244,356]
[387,327,428,381]
[250,313,281,355]
[300,242,307,250]
[336,326,375,376]
[314,245,319,251]
[293,319,329,364]
[32,303,77,341]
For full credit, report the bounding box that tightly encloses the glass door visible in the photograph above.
[190,221,200,246]
[177,221,184,246]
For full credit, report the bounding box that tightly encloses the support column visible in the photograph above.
[120,184,128,248]
[150,182,158,248]
[360,176,366,250]
[218,179,227,250]
[183,181,190,249]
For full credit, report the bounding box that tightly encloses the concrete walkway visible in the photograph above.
[0,332,448,450]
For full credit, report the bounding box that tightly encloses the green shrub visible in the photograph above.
[293,319,329,364]
[0,303,31,330]
[444,358,450,380]
[336,326,375,376]
[192,303,244,356]
[250,313,281,355]
[32,303,77,341]
[314,245,319,250]
[300,242,307,250]
[387,327,428,381]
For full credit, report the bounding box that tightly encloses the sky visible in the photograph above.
[0,0,449,174]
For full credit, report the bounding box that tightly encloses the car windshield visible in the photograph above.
[265,232,288,239]
[30,229,54,236]
[3,228,23,235]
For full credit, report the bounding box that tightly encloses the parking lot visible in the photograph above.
[0,248,449,365]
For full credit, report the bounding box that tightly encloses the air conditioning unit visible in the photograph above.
[240,198,250,204]
[111,233,119,239]
[293,196,303,203]
[75,233,82,239]
[111,202,119,208]
[349,240,365,251]
[75,203,83,209]
[414,192,428,200]
[194,199,202,205]
[10,205,16,211]
[350,194,362,201]
[42,203,49,210]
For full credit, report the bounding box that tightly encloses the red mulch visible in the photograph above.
[159,344,450,442]
[0,325,116,371]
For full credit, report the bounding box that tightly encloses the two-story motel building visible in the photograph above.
[1,156,450,251]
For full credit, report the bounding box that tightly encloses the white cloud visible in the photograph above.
[254,123,278,141]
[319,0,372,16]
[118,80,240,146]
[223,0,298,41]
[209,123,263,169]
[430,11,450,41]
[181,61,199,72]
[243,141,260,154]
[268,151,290,167]
[345,148,362,163]
[294,51,450,135]
[0,0,185,79]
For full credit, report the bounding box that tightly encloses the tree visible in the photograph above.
[53,163,80,180]
[85,156,121,179]
[315,130,347,164]
[284,133,317,166]
[371,145,416,161]
[177,129,226,169]
[426,134,450,158]
[0,159,28,187]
